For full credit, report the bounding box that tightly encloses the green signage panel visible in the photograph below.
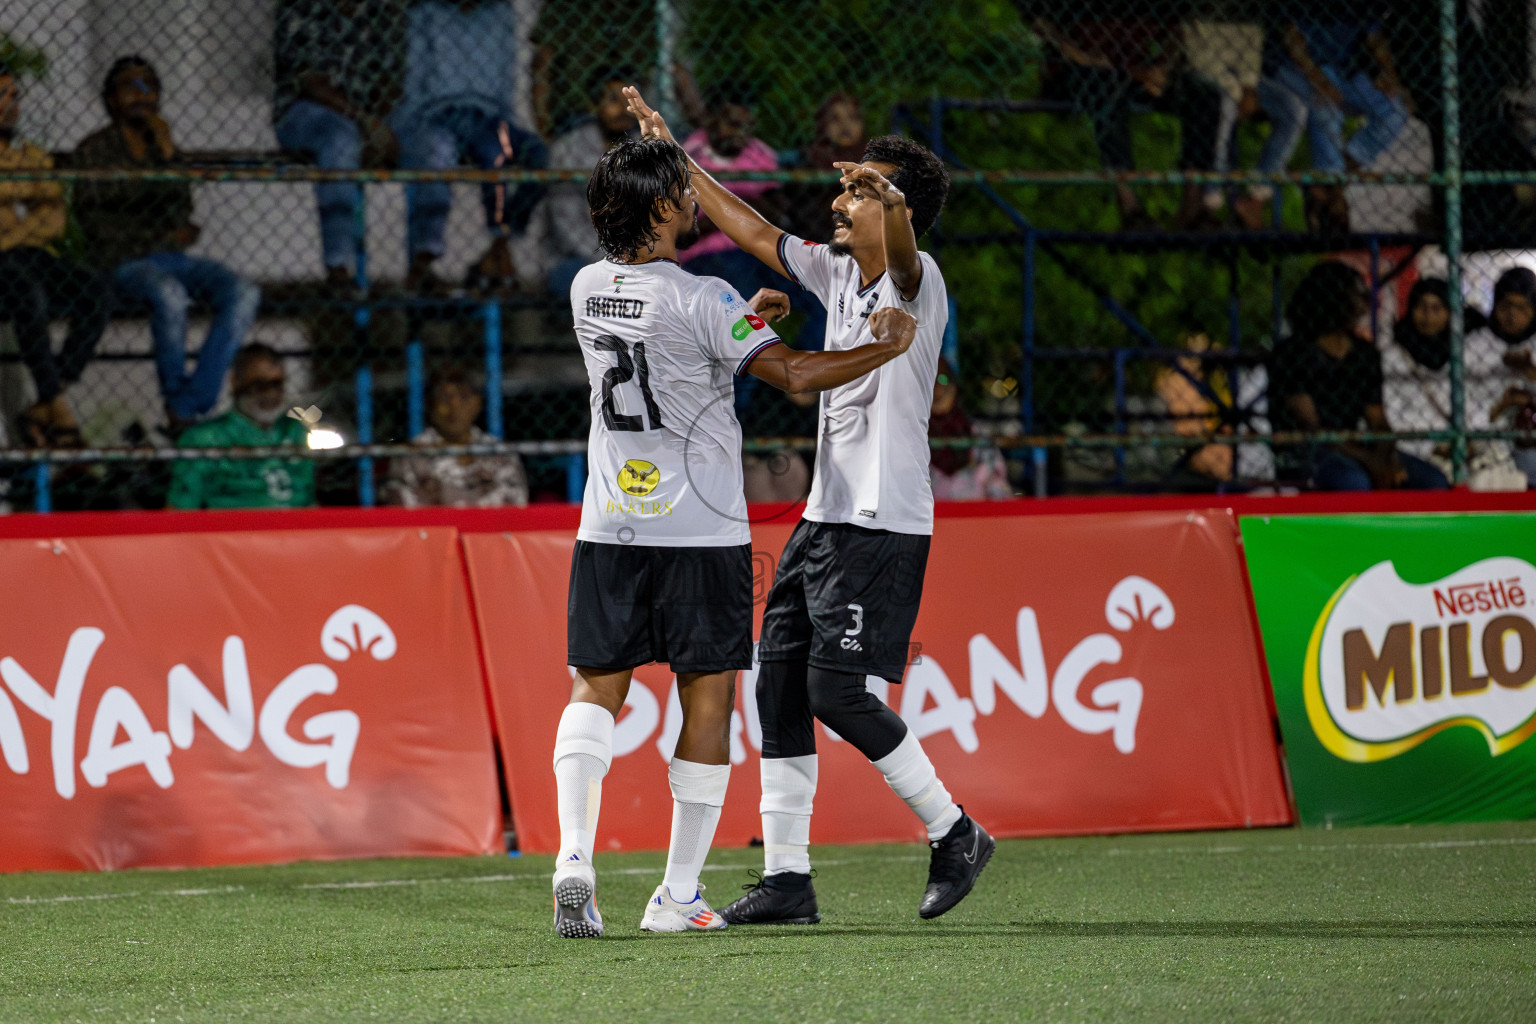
[1241,514,1536,826]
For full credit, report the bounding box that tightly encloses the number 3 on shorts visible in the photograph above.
[845,603,864,637]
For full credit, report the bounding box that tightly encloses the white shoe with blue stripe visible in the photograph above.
[553,852,603,938]
[639,883,728,933]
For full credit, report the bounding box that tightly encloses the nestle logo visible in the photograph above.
[1432,578,1528,618]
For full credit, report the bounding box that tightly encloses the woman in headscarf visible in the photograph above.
[1471,267,1536,485]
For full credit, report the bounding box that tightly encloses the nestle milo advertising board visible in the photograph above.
[1242,514,1536,826]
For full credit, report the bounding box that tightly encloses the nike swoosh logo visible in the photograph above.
[963,830,981,865]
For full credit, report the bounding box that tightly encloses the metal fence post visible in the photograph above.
[1442,0,1466,483]
[355,364,374,507]
[483,301,504,439]
[1023,228,1044,497]
[406,338,425,439]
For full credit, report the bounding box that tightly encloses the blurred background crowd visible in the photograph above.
[0,0,1534,511]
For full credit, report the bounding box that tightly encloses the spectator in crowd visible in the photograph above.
[167,343,315,509]
[528,2,654,137]
[929,356,1012,501]
[74,57,261,433]
[1235,9,1409,233]
[1383,275,1526,490]
[1033,10,1226,230]
[1154,327,1235,487]
[787,91,868,244]
[679,84,791,293]
[1181,15,1263,224]
[1271,261,1447,491]
[385,367,527,506]
[391,0,548,294]
[540,68,639,297]
[272,0,406,294]
[1470,267,1536,488]
[0,66,109,448]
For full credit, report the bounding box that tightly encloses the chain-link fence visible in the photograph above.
[0,0,1533,511]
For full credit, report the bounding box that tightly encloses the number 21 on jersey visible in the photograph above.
[596,334,664,432]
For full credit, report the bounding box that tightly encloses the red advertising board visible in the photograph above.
[465,510,1291,854]
[0,528,501,871]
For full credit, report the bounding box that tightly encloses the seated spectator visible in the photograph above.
[528,0,655,137]
[390,0,548,294]
[540,68,638,297]
[1271,261,1447,491]
[167,343,315,509]
[1236,10,1409,233]
[929,357,1012,501]
[73,57,261,433]
[1034,13,1225,230]
[272,0,406,294]
[1467,267,1536,488]
[1154,328,1234,487]
[385,367,527,507]
[0,66,109,447]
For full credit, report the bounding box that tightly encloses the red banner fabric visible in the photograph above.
[0,528,501,871]
[465,510,1291,855]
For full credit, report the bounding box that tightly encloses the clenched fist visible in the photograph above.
[749,288,791,322]
[869,307,917,354]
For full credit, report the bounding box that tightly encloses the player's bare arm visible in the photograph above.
[623,85,790,278]
[833,161,923,300]
[747,307,916,395]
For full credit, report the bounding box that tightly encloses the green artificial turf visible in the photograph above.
[3,821,1534,1023]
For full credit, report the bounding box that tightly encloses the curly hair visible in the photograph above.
[861,135,950,239]
[587,138,692,263]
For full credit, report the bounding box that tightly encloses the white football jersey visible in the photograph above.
[776,233,947,535]
[572,258,782,547]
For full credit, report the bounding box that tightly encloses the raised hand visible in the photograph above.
[868,307,917,354]
[833,161,906,209]
[622,86,675,144]
[748,288,791,322]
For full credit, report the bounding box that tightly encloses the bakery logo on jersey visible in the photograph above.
[616,458,661,497]
[612,274,625,293]
[586,296,646,319]
[730,314,768,341]
[0,605,389,798]
[1305,557,1536,763]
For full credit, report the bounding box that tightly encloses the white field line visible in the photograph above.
[295,858,859,891]
[1103,836,1536,856]
[7,884,245,905]
[7,835,1534,906]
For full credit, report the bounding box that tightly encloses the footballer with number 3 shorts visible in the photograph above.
[623,87,994,925]
[551,136,919,937]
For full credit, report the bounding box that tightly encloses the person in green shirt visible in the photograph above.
[167,343,316,510]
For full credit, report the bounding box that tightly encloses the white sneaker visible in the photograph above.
[639,883,728,933]
[552,852,603,938]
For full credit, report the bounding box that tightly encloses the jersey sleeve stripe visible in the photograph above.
[776,233,803,288]
[736,335,783,376]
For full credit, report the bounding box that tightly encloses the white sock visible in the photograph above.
[662,759,730,903]
[759,755,817,876]
[552,702,614,865]
[872,730,962,841]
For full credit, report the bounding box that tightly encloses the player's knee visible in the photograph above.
[806,667,877,725]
